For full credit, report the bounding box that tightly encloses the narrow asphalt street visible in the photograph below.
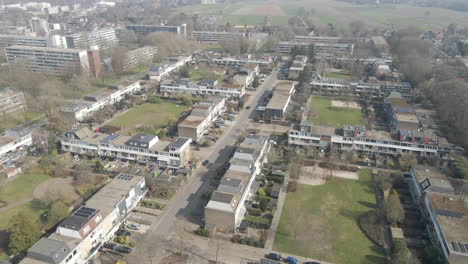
[125,70,279,264]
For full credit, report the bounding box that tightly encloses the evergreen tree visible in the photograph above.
[8,212,40,255]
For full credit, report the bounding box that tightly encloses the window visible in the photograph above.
[83,225,90,234]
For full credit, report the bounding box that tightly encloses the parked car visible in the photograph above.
[303,262,320,264]
[246,106,251,109]
[116,246,132,254]
[115,229,131,237]
[265,253,283,261]
[127,223,141,230]
[202,160,209,166]
[284,257,299,264]
[102,243,117,250]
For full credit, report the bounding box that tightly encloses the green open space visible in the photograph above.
[108,102,187,134]
[0,201,46,231]
[0,111,43,133]
[190,69,226,83]
[452,153,468,179]
[274,170,385,264]
[0,174,50,204]
[308,96,363,127]
[328,69,352,79]
[176,0,468,30]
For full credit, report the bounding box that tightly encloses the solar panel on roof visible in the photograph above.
[459,243,467,253]
[101,134,120,143]
[117,174,134,181]
[434,209,465,219]
[452,242,459,251]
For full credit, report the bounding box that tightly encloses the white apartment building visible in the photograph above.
[5,45,92,76]
[177,97,226,142]
[0,128,32,164]
[65,28,118,50]
[278,41,354,56]
[113,46,157,72]
[205,54,272,67]
[191,31,246,43]
[21,174,146,264]
[60,80,142,121]
[160,78,245,97]
[288,121,451,158]
[0,88,25,117]
[205,135,270,232]
[149,55,192,81]
[61,127,192,169]
[126,24,187,37]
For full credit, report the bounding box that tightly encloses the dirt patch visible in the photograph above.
[331,99,360,109]
[33,177,78,200]
[299,166,359,185]
[232,5,285,16]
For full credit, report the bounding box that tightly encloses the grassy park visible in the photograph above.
[308,97,363,127]
[109,102,187,134]
[190,68,226,83]
[0,111,43,133]
[274,170,385,264]
[175,0,468,29]
[0,174,50,204]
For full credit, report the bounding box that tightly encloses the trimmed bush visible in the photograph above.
[246,216,271,228]
[247,207,262,216]
[194,227,210,237]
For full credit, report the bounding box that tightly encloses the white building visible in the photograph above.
[60,80,142,121]
[65,28,118,50]
[20,173,146,264]
[5,45,92,76]
[205,135,270,232]
[61,127,192,169]
[0,128,32,164]
[161,78,245,98]
[149,55,192,81]
[0,88,25,118]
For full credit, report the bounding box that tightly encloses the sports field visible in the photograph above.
[274,170,386,264]
[176,0,468,30]
[109,102,187,134]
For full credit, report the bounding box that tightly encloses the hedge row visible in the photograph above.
[231,235,265,248]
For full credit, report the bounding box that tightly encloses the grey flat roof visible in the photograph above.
[211,191,234,204]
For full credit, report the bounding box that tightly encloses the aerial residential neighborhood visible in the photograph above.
[0,1,467,264]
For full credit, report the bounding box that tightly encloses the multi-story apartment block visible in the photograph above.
[126,24,187,37]
[278,41,354,57]
[264,81,295,120]
[178,97,226,142]
[288,55,307,79]
[205,135,270,232]
[20,173,146,264]
[110,46,157,72]
[5,45,97,76]
[149,55,192,81]
[0,127,32,164]
[384,92,419,132]
[406,165,468,264]
[30,18,49,36]
[288,120,451,158]
[60,81,142,121]
[202,54,272,67]
[160,78,245,97]
[0,88,25,118]
[65,28,118,50]
[293,35,344,43]
[60,127,192,169]
[0,34,52,47]
[191,31,268,50]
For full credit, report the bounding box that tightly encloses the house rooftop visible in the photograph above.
[0,136,15,146]
[412,165,454,194]
[266,93,290,110]
[26,237,71,264]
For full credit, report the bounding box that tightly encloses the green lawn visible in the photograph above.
[190,69,225,82]
[0,201,46,231]
[0,111,43,133]
[309,96,363,127]
[328,69,352,79]
[0,174,50,204]
[452,154,468,179]
[274,170,385,264]
[109,102,187,134]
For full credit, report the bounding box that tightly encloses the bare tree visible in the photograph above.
[111,46,129,75]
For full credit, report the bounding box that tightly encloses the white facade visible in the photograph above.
[161,79,244,97]
[149,55,192,81]
[60,81,141,121]
[0,132,32,163]
[66,28,118,50]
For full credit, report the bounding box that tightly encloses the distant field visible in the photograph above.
[274,170,386,264]
[176,0,468,29]
[109,103,186,134]
[309,96,363,127]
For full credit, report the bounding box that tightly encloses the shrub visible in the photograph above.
[257,188,266,197]
[259,199,269,212]
[114,235,129,245]
[194,227,210,237]
[385,189,405,226]
[287,180,298,192]
[266,175,284,184]
[247,207,262,216]
[245,216,271,228]
[128,241,136,247]
[359,210,385,246]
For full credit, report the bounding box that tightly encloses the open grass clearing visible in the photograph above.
[190,68,226,83]
[274,169,385,264]
[0,174,50,205]
[308,96,363,127]
[108,102,187,134]
[328,69,352,79]
[0,111,43,133]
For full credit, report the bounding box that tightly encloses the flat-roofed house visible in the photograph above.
[264,81,295,120]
